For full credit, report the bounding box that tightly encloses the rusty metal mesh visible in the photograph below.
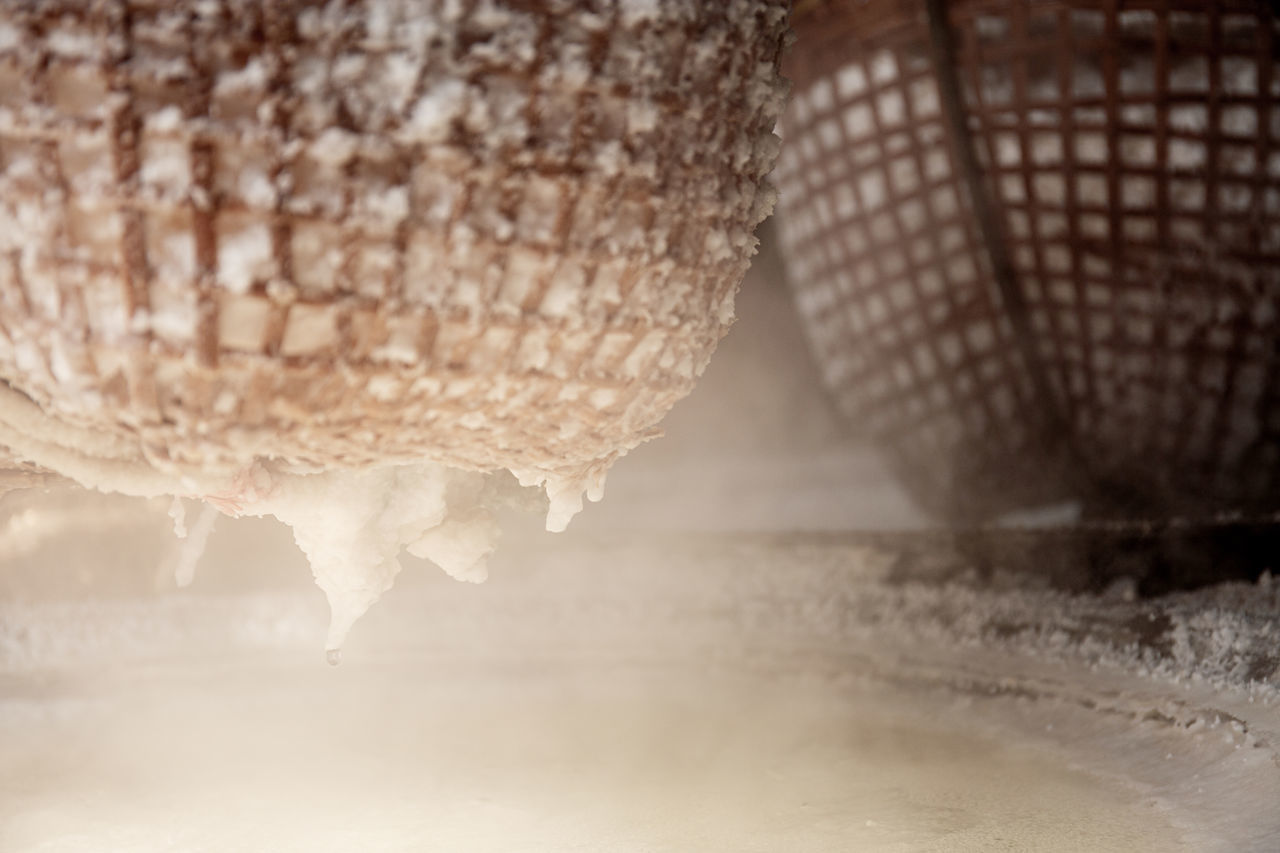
[777,0,1280,521]
[0,0,787,481]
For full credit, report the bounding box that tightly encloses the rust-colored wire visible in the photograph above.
[921,0,1090,487]
[921,0,1064,430]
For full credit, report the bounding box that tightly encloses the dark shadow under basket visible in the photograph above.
[776,0,1280,522]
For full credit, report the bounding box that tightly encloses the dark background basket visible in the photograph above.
[775,0,1280,522]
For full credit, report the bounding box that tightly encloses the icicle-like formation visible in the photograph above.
[172,502,218,589]
[239,463,499,653]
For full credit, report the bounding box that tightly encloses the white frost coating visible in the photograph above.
[145,105,185,134]
[168,497,188,539]
[239,463,496,652]
[540,273,583,317]
[626,99,660,134]
[0,386,618,649]
[216,223,274,294]
[0,385,203,498]
[618,0,664,27]
[358,185,410,226]
[0,22,19,52]
[47,29,100,60]
[406,511,499,584]
[213,57,269,95]
[401,79,470,143]
[172,502,219,589]
[309,127,360,168]
[0,0,789,654]
[236,168,278,210]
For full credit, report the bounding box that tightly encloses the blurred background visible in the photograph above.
[575,223,925,535]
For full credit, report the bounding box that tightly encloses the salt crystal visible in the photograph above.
[360,186,410,227]
[332,54,367,85]
[403,79,469,143]
[145,106,184,134]
[309,127,359,168]
[214,57,269,95]
[541,272,583,318]
[47,29,98,59]
[237,169,277,210]
[216,221,274,294]
[627,100,659,134]
[241,463,501,649]
[212,390,239,416]
[140,136,191,197]
[381,53,421,112]
[618,0,664,27]
[367,375,400,402]
[148,296,198,342]
[168,497,187,539]
[0,22,19,52]
[171,502,217,588]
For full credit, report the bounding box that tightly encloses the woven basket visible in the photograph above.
[777,0,1280,521]
[0,1,787,488]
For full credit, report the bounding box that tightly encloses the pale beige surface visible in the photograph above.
[2,505,1277,850]
[0,665,1184,853]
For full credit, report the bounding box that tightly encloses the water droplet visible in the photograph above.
[326,648,342,667]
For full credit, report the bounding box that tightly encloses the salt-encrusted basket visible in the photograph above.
[0,0,787,491]
[777,0,1280,521]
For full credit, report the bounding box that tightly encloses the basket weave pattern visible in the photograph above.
[778,1,1279,519]
[0,0,787,479]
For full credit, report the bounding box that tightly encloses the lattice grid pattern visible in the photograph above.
[779,0,1280,519]
[0,0,788,478]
